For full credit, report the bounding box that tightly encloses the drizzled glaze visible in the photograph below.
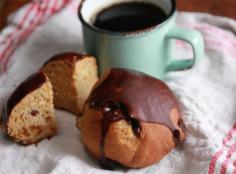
[98,101,141,169]
[87,69,183,169]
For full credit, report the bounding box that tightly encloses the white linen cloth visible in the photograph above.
[1,1,236,173]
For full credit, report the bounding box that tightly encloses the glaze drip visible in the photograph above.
[98,101,141,169]
[99,101,123,160]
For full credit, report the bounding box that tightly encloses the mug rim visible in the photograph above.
[78,0,176,37]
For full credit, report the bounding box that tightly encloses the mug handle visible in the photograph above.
[165,27,204,72]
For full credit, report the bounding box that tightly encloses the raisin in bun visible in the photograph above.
[78,68,185,169]
[0,72,57,145]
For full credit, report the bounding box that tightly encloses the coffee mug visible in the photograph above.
[78,0,204,79]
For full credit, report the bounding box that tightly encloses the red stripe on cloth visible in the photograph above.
[223,124,236,146]
[2,0,53,71]
[0,2,41,65]
[0,1,46,70]
[180,23,236,46]
[203,37,236,57]
[197,30,236,57]
[220,143,236,174]
[0,0,70,72]
[176,33,236,58]
[208,124,236,174]
[209,148,225,174]
[20,0,51,42]
[0,3,37,59]
[0,3,34,45]
[196,23,236,46]
[179,22,236,58]
[233,164,236,174]
[2,0,53,70]
[1,0,47,71]
[0,3,38,72]
[18,3,34,27]
[49,0,61,14]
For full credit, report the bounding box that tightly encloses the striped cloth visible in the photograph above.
[176,14,236,174]
[1,0,236,173]
[0,0,71,72]
[189,23,236,174]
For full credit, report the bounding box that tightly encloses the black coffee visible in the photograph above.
[94,2,167,32]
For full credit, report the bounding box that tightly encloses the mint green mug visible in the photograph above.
[79,0,204,79]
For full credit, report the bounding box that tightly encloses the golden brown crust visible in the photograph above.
[81,106,184,168]
[129,108,185,167]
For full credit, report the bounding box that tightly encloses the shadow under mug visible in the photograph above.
[79,0,204,80]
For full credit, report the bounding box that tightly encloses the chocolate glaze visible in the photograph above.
[99,101,123,170]
[1,72,47,126]
[43,52,89,66]
[89,68,180,128]
[87,68,183,169]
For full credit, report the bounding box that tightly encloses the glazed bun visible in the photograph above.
[78,68,185,169]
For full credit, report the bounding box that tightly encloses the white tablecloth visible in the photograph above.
[1,1,236,173]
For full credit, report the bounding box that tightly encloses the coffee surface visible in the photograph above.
[94,2,167,32]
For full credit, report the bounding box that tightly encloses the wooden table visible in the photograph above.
[177,0,236,19]
[0,0,236,29]
[0,0,30,29]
